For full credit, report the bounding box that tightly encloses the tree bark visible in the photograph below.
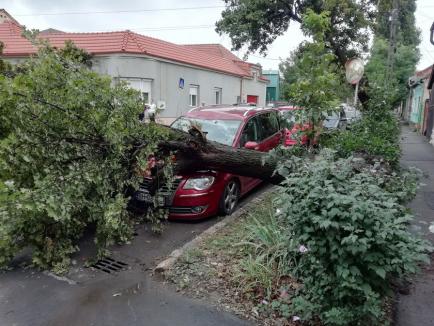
[157,126,284,185]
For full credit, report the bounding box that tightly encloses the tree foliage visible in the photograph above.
[365,0,420,107]
[365,37,419,106]
[282,10,341,141]
[376,0,420,47]
[0,42,170,272]
[216,0,375,65]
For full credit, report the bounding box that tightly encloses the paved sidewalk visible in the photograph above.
[395,126,434,326]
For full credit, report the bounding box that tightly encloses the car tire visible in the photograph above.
[218,179,240,216]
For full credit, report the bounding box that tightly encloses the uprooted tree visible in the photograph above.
[0,40,286,272]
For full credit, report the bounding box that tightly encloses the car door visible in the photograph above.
[237,116,263,193]
[238,112,282,193]
[255,111,282,151]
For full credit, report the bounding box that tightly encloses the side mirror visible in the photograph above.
[244,141,259,150]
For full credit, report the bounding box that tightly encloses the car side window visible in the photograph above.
[257,113,279,140]
[269,111,280,131]
[240,116,260,146]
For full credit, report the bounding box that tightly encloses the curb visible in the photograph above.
[154,186,277,273]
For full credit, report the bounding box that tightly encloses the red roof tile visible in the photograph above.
[0,21,253,77]
[183,44,241,62]
[183,44,268,82]
[416,65,433,79]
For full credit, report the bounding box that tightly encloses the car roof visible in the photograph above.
[185,105,277,120]
[276,105,301,111]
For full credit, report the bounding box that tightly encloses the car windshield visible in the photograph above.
[171,117,242,146]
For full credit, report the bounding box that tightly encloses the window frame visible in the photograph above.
[256,112,280,140]
[189,85,200,107]
[118,77,152,104]
[214,87,222,105]
[239,116,261,147]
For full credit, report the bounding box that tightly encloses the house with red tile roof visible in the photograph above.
[404,65,433,134]
[0,9,268,123]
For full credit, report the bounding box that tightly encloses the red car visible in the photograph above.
[277,106,317,146]
[164,105,283,220]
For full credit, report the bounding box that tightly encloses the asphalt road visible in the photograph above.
[0,183,271,326]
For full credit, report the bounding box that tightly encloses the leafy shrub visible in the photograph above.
[321,110,401,165]
[274,150,430,325]
[0,43,169,272]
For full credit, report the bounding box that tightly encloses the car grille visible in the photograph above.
[158,177,182,196]
[157,177,182,207]
[135,177,182,206]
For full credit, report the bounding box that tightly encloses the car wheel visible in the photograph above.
[218,180,240,216]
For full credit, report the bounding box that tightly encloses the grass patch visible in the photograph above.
[166,192,301,325]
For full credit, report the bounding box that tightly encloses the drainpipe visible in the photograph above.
[239,77,244,104]
[431,22,434,45]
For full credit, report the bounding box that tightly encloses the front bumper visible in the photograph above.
[169,189,219,220]
[129,176,221,220]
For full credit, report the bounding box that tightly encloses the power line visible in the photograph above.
[415,12,434,22]
[421,44,434,62]
[57,24,215,33]
[14,5,225,17]
[130,25,214,32]
[249,54,282,61]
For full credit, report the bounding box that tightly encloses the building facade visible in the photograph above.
[404,66,432,134]
[263,70,280,104]
[0,9,267,124]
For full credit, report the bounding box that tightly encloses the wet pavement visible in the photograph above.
[0,184,270,326]
[395,126,434,326]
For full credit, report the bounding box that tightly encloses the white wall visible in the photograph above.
[242,77,267,107]
[94,54,266,121]
[4,53,267,123]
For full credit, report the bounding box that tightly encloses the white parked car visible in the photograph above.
[341,103,361,124]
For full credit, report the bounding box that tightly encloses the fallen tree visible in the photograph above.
[0,42,284,272]
[158,126,283,184]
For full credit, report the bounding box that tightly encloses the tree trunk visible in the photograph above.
[157,126,284,185]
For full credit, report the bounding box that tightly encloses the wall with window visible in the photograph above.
[94,54,266,124]
[119,78,152,104]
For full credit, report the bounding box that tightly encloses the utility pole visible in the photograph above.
[385,0,399,88]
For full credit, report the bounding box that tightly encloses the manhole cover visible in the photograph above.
[423,192,434,210]
[91,257,128,274]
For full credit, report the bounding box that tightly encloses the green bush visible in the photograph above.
[274,150,430,325]
[321,110,401,165]
[0,43,170,272]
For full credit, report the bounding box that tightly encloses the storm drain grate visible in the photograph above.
[91,257,128,274]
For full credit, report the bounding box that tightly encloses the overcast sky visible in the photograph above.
[1,0,433,72]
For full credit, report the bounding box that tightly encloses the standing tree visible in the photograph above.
[365,0,420,107]
[285,10,341,143]
[216,0,375,67]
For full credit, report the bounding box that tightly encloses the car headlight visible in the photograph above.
[183,176,215,191]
